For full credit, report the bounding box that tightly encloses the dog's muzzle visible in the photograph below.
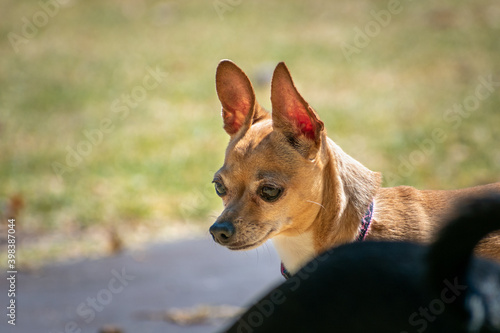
[209,221,235,245]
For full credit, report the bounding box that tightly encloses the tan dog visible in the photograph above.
[209,60,500,275]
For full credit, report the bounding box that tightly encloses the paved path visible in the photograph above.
[1,237,282,333]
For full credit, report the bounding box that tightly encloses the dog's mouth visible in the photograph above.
[226,229,275,251]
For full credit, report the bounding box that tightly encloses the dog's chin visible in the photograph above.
[226,230,275,251]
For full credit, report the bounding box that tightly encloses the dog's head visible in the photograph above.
[209,60,327,250]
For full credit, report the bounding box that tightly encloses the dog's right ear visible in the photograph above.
[215,60,267,137]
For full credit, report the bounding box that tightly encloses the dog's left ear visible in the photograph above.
[271,62,324,158]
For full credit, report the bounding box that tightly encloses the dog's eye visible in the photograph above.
[259,186,283,202]
[213,181,227,197]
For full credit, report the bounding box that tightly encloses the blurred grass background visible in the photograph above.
[1,0,499,267]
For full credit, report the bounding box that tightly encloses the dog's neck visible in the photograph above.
[272,231,316,275]
[273,138,380,276]
[274,201,375,277]
[310,138,381,252]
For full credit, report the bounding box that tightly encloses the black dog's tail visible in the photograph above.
[428,194,500,281]
[427,194,500,321]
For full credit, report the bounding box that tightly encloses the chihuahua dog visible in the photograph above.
[209,60,500,276]
[224,196,500,333]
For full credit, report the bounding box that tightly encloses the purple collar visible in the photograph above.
[281,262,292,279]
[280,201,375,279]
[355,201,374,242]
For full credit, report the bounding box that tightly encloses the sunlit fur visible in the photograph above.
[212,60,500,274]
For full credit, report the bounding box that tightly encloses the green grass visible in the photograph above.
[1,0,499,267]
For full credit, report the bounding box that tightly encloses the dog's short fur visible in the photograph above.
[209,60,500,274]
[224,196,500,333]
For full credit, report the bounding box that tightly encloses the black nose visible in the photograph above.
[209,221,235,244]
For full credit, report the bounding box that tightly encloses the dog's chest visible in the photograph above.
[272,231,316,274]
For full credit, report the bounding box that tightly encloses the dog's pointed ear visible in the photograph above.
[271,62,324,158]
[216,60,268,137]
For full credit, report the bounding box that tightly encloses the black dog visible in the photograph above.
[223,196,500,333]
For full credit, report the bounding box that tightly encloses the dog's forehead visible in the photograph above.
[220,121,298,179]
[228,120,273,157]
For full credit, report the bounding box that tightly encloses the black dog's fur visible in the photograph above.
[224,196,500,333]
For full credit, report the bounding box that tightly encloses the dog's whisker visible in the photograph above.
[306,200,326,210]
